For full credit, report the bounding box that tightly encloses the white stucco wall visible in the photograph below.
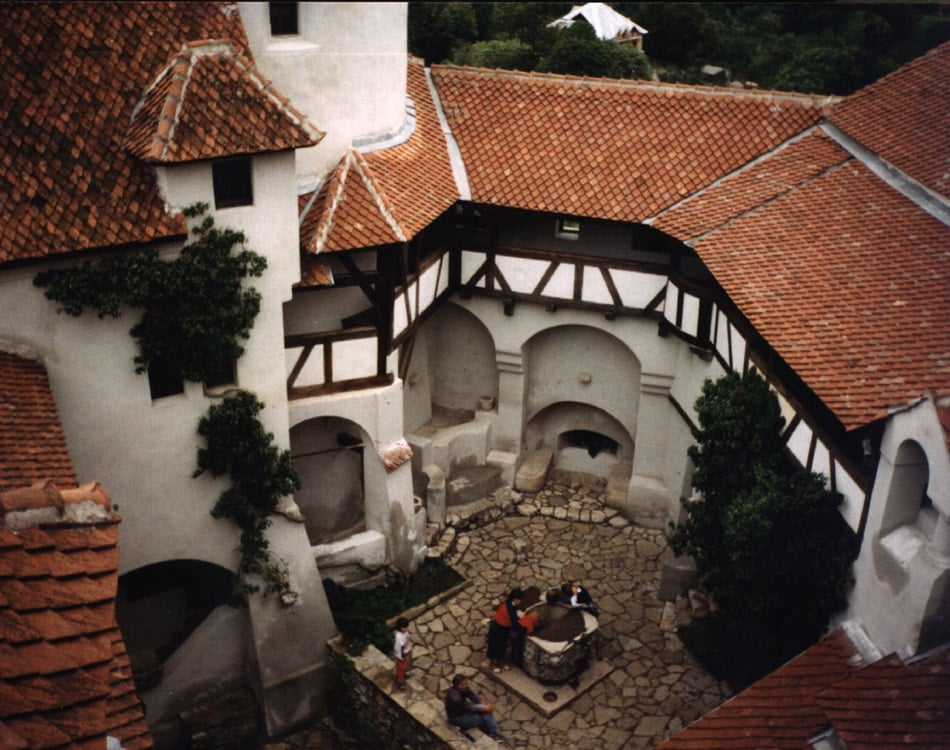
[845,398,950,657]
[0,151,302,576]
[239,2,409,183]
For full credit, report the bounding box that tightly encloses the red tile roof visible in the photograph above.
[0,353,77,494]
[652,129,850,240]
[815,648,950,748]
[661,147,950,430]
[0,2,310,266]
[297,57,459,265]
[659,629,950,750]
[656,628,864,749]
[0,489,152,749]
[0,350,150,747]
[430,65,827,222]
[124,40,321,163]
[825,41,950,200]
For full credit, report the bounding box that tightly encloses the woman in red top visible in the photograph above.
[486,587,523,672]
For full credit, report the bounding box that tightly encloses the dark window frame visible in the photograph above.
[212,157,253,209]
[269,2,299,36]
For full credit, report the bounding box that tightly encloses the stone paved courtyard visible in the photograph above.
[273,477,733,749]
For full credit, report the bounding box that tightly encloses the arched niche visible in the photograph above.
[523,324,640,438]
[290,416,370,544]
[880,440,931,537]
[525,401,634,478]
[116,559,236,661]
[404,301,498,427]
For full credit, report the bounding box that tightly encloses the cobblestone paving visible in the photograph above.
[272,478,733,749]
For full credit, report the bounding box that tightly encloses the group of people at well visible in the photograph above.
[393,580,598,744]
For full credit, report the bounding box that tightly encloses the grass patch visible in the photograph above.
[324,558,464,655]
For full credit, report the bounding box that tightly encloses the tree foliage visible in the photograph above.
[671,369,857,682]
[540,19,651,80]
[407,2,948,95]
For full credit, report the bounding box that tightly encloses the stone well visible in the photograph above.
[521,603,598,684]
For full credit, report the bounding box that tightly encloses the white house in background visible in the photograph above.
[0,1,946,745]
[548,2,648,50]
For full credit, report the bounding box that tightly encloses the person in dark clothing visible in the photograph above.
[445,674,503,740]
[486,587,524,672]
[562,581,599,616]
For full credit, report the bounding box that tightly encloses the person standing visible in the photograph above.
[393,616,412,691]
[444,674,504,741]
[487,587,524,672]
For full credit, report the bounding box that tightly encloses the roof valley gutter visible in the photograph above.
[426,67,471,201]
[822,122,950,225]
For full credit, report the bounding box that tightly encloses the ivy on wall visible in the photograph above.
[194,390,302,602]
[35,203,266,382]
[35,204,300,601]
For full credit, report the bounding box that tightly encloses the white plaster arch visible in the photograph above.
[522,323,641,438]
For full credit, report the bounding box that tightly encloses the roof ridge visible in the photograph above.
[350,150,407,243]
[1,480,114,531]
[311,155,352,254]
[431,62,839,105]
[129,39,322,164]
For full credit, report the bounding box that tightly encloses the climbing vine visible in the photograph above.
[35,204,299,600]
[194,391,301,601]
[35,203,266,382]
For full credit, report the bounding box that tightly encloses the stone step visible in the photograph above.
[446,464,504,507]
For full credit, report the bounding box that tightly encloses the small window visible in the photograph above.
[269,2,298,36]
[556,217,580,240]
[148,358,184,400]
[212,157,253,209]
[204,358,237,394]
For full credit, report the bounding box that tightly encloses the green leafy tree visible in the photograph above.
[671,369,857,685]
[455,39,536,71]
[541,21,651,80]
[408,2,478,64]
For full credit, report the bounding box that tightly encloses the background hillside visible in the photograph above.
[409,2,950,94]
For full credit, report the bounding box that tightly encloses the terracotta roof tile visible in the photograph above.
[298,58,459,267]
[125,40,321,163]
[815,648,950,748]
[431,65,827,222]
[0,353,77,494]
[826,41,950,199]
[0,3,259,265]
[653,129,850,239]
[689,158,950,429]
[657,628,864,749]
[0,354,151,747]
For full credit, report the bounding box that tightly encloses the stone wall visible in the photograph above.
[327,639,492,750]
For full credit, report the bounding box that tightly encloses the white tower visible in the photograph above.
[239,2,409,186]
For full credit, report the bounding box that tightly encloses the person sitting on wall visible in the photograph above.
[445,674,505,742]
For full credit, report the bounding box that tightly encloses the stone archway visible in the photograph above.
[523,324,640,452]
[290,416,370,544]
[525,401,634,479]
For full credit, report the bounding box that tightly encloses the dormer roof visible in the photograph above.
[297,57,459,269]
[124,40,322,163]
[0,3,316,266]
